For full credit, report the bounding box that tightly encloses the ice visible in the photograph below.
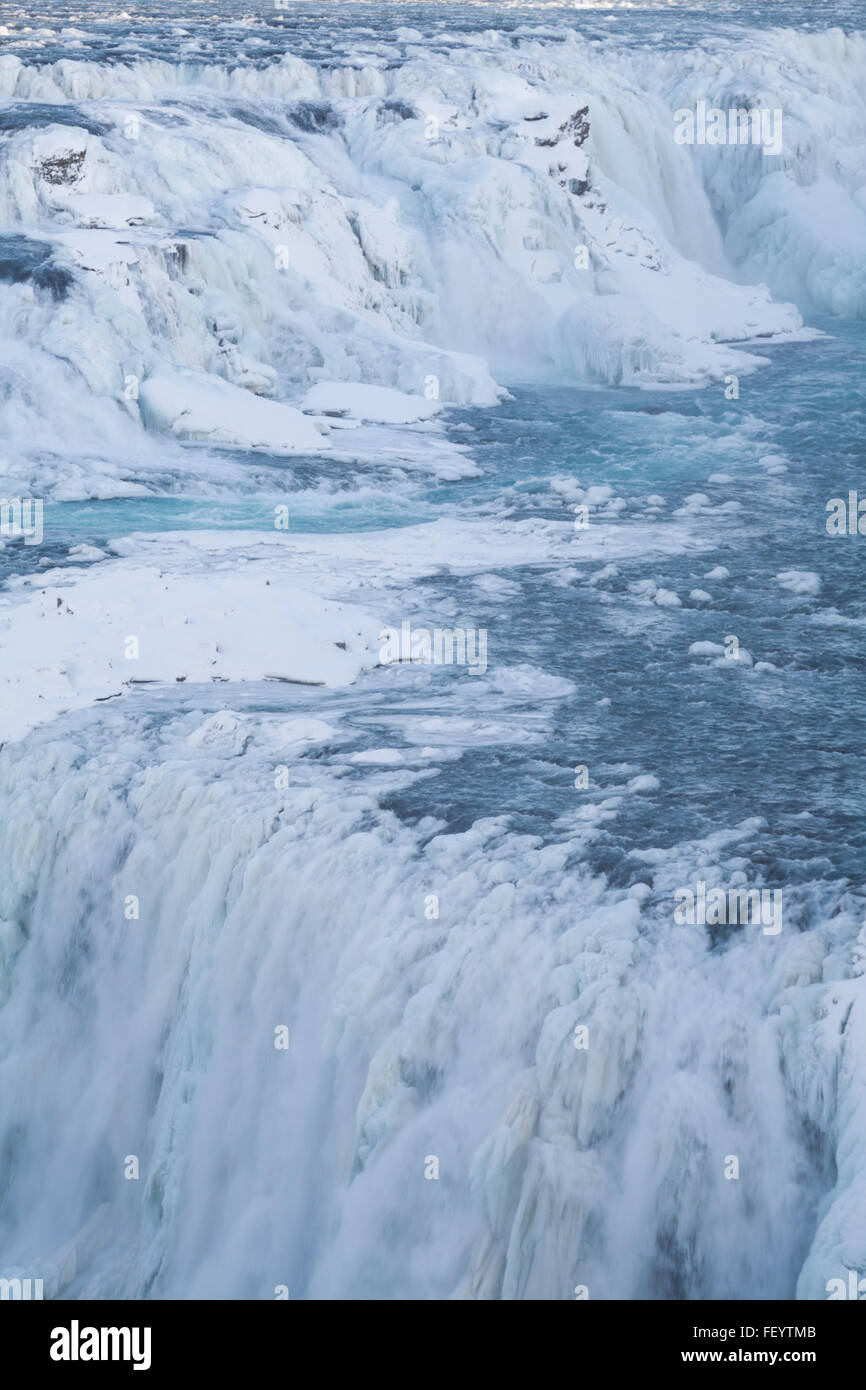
[139,369,331,454]
[300,381,441,424]
[0,743,838,1299]
[5,19,860,502]
[776,569,822,597]
[0,542,384,740]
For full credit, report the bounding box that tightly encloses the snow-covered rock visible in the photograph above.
[139,370,330,454]
[300,381,441,424]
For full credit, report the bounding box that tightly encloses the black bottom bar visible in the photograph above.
[3,1299,859,1376]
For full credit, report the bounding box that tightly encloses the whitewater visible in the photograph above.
[0,0,865,1300]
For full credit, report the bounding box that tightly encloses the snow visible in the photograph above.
[653,588,681,608]
[0,550,383,740]
[776,569,822,597]
[2,19,856,502]
[350,747,405,765]
[139,369,331,454]
[52,192,158,229]
[300,381,441,424]
[67,543,106,561]
[628,773,660,793]
[689,640,754,667]
[0,509,716,744]
[105,513,713,593]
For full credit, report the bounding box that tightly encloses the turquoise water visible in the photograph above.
[32,317,863,889]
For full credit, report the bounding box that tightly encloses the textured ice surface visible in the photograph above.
[6,7,864,500]
[139,369,331,453]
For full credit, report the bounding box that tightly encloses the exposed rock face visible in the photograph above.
[528,104,592,195]
[535,105,590,151]
[37,147,86,185]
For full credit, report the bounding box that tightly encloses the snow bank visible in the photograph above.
[0,553,382,740]
[139,370,330,454]
[300,381,441,424]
